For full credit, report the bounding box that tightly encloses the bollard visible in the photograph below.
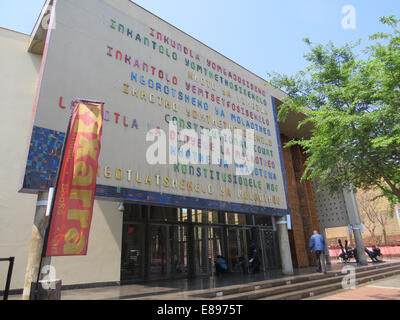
[29,279,62,300]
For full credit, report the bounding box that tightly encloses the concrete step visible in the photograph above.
[215,263,400,300]
[263,268,400,300]
[193,261,400,299]
[208,262,400,300]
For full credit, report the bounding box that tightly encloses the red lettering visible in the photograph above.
[114,112,120,124]
[59,96,67,109]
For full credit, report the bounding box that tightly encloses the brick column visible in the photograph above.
[281,135,309,267]
[291,146,319,266]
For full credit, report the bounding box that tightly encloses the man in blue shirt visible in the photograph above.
[309,230,327,274]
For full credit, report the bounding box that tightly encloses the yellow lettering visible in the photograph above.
[69,189,92,208]
[67,209,89,228]
[127,170,132,182]
[63,228,86,255]
[123,83,129,94]
[72,161,94,187]
[145,174,152,184]
[75,135,99,161]
[115,168,123,181]
[104,166,112,178]
[164,176,170,187]
[73,105,100,134]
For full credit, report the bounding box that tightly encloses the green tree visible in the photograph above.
[269,16,400,205]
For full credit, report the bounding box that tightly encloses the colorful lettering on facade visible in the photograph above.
[101,14,284,209]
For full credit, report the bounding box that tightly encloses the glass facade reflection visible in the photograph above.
[121,203,281,282]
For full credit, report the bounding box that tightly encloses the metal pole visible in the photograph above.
[2,257,14,301]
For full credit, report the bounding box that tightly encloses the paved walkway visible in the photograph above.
[316,273,400,300]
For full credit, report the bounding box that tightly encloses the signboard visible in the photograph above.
[22,0,289,215]
[46,101,104,256]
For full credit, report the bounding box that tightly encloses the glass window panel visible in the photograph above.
[125,204,143,221]
[254,215,272,226]
[237,213,247,225]
[121,223,144,281]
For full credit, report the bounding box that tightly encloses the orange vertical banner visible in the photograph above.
[46,101,104,256]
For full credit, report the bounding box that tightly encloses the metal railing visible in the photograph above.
[0,257,15,300]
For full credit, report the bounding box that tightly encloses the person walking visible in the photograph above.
[309,230,327,274]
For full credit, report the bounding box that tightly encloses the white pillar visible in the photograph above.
[276,216,294,275]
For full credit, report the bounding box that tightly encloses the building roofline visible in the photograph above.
[124,0,288,98]
[30,0,50,36]
[0,26,30,37]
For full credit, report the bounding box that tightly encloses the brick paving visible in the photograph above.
[321,286,400,300]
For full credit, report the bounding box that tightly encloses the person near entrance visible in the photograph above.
[248,243,261,274]
[309,230,327,274]
[215,255,227,276]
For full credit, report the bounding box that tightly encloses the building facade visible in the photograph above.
[0,0,359,293]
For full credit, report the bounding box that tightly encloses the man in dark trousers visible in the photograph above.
[309,230,327,274]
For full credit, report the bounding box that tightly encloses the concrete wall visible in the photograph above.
[0,28,41,292]
[50,200,123,287]
[0,28,123,292]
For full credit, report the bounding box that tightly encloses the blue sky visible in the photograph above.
[0,0,399,78]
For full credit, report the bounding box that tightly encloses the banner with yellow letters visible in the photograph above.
[46,100,104,256]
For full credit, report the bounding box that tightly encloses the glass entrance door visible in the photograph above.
[121,223,145,281]
[227,228,248,273]
[170,225,188,276]
[150,224,190,279]
[150,225,168,277]
[196,226,223,276]
[259,229,281,270]
[209,227,223,275]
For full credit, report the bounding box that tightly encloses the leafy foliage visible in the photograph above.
[268,16,400,205]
